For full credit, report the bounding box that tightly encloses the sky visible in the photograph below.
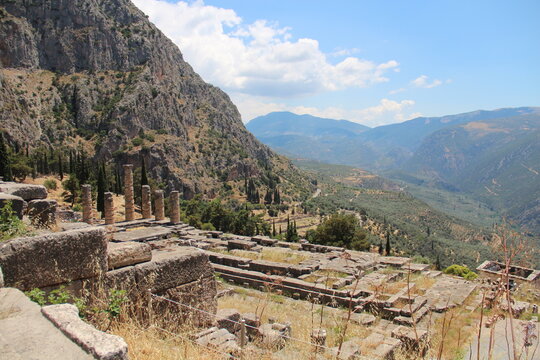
[132,0,540,127]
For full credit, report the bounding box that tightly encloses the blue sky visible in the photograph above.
[134,0,540,126]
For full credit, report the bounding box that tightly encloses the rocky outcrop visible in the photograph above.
[0,0,311,199]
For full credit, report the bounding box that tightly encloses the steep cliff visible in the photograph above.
[0,0,312,199]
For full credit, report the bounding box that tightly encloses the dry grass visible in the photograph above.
[424,290,481,360]
[110,320,225,360]
[218,283,372,353]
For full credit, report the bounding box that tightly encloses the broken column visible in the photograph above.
[104,192,114,225]
[82,184,92,224]
[169,190,180,223]
[154,190,165,221]
[141,185,151,219]
[123,164,134,221]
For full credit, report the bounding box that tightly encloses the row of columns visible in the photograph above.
[81,164,181,225]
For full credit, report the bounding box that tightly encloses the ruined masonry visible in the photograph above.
[0,172,538,359]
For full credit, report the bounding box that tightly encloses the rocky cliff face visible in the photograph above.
[0,0,311,198]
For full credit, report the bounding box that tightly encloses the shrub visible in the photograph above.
[0,201,28,241]
[131,137,143,146]
[43,178,57,190]
[201,222,216,231]
[444,264,477,280]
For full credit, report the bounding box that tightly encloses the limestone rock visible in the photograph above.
[195,327,240,354]
[27,199,57,227]
[0,227,108,290]
[107,242,152,270]
[258,322,291,349]
[0,183,47,201]
[42,304,128,360]
[216,308,241,334]
[0,193,26,219]
[330,339,362,359]
[0,288,94,359]
[135,247,214,292]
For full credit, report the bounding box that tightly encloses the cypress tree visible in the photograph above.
[69,151,74,174]
[0,132,10,181]
[264,188,273,205]
[272,219,276,237]
[273,188,280,204]
[96,164,106,216]
[114,167,122,195]
[43,153,49,174]
[385,231,391,256]
[141,157,149,186]
[378,242,384,255]
[58,154,64,180]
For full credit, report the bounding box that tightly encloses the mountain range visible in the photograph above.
[247,108,540,234]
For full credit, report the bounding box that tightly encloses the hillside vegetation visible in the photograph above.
[249,108,540,236]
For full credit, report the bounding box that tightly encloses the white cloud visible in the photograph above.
[132,0,399,98]
[389,87,406,95]
[411,75,442,89]
[235,95,417,127]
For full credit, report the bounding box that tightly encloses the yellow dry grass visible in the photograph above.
[218,283,371,353]
[110,320,225,360]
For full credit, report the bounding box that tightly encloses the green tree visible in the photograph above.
[140,157,148,186]
[312,213,369,251]
[96,164,106,216]
[273,188,281,204]
[0,132,11,181]
[62,174,80,205]
[58,154,64,181]
[385,231,391,256]
[264,188,273,205]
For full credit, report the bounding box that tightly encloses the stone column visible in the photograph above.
[154,190,165,221]
[104,192,115,225]
[82,184,92,224]
[141,185,151,219]
[123,164,134,221]
[169,190,180,223]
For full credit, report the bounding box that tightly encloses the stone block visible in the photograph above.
[258,323,288,349]
[0,227,107,290]
[154,275,217,327]
[227,239,257,251]
[242,312,261,337]
[0,183,48,201]
[348,312,376,326]
[0,193,26,219]
[42,304,128,360]
[217,308,241,334]
[135,248,214,293]
[251,236,278,247]
[330,339,361,359]
[27,199,57,227]
[107,242,152,270]
[249,259,289,275]
[0,265,3,287]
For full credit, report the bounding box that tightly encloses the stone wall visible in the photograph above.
[0,227,218,325]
